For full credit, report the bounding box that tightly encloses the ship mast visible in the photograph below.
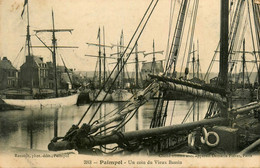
[135,43,139,88]
[120,30,124,88]
[24,0,33,92]
[219,0,229,117]
[26,1,31,57]
[98,27,102,88]
[34,11,74,97]
[51,11,58,97]
[144,40,164,75]
[152,39,156,75]
[242,39,245,89]
[103,27,106,83]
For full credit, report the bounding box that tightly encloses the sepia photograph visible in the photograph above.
[0,0,260,167]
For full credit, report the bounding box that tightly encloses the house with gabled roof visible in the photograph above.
[0,57,18,90]
[19,55,49,89]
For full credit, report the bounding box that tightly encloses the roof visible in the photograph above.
[33,56,44,64]
[0,57,17,70]
[20,55,45,69]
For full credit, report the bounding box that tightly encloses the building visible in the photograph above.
[47,63,74,90]
[0,57,18,90]
[141,61,164,80]
[19,55,49,89]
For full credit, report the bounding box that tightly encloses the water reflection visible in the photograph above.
[0,100,218,150]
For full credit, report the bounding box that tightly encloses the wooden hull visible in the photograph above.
[111,89,133,102]
[89,90,112,102]
[2,93,79,108]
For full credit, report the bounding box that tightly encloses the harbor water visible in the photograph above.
[0,99,248,151]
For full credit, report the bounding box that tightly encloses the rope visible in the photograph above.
[164,0,185,73]
[88,0,159,125]
[115,107,139,132]
[204,0,242,81]
[77,0,158,126]
[161,99,169,126]
[180,0,199,76]
[168,0,191,75]
[164,0,177,71]
[247,0,259,77]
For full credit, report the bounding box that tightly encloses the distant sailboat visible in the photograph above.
[87,27,112,102]
[111,31,133,101]
[2,2,79,108]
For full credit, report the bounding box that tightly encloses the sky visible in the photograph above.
[0,0,257,74]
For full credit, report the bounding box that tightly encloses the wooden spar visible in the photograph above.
[98,27,102,87]
[160,82,226,103]
[86,42,113,49]
[149,74,226,103]
[242,39,245,89]
[51,11,58,97]
[120,30,125,88]
[103,27,106,83]
[231,101,260,115]
[34,11,74,97]
[135,43,139,88]
[219,0,229,90]
[143,51,163,57]
[89,82,159,133]
[219,0,229,117]
[31,46,78,48]
[149,74,226,95]
[24,1,33,93]
[152,39,155,74]
[85,55,117,59]
[237,138,260,155]
[48,117,228,151]
[167,0,188,76]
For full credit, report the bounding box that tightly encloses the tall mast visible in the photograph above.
[26,1,31,57]
[219,0,229,117]
[135,43,139,88]
[98,27,102,88]
[192,43,195,79]
[117,43,120,88]
[242,39,245,89]
[152,39,156,75]
[25,1,33,92]
[34,11,74,97]
[120,30,124,88]
[103,26,106,83]
[51,10,58,97]
[197,40,200,78]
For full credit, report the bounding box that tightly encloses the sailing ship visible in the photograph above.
[87,27,112,102]
[111,31,133,102]
[48,0,260,156]
[2,1,79,108]
[205,0,260,101]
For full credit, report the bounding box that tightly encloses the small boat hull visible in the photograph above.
[89,90,111,102]
[111,89,133,102]
[2,93,79,108]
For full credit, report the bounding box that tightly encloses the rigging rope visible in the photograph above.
[247,0,259,77]
[180,0,199,76]
[76,0,158,127]
[204,0,242,81]
[165,0,191,75]
[164,0,177,71]
[164,0,185,74]
[88,0,159,126]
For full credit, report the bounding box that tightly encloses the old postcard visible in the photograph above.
[0,0,260,167]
